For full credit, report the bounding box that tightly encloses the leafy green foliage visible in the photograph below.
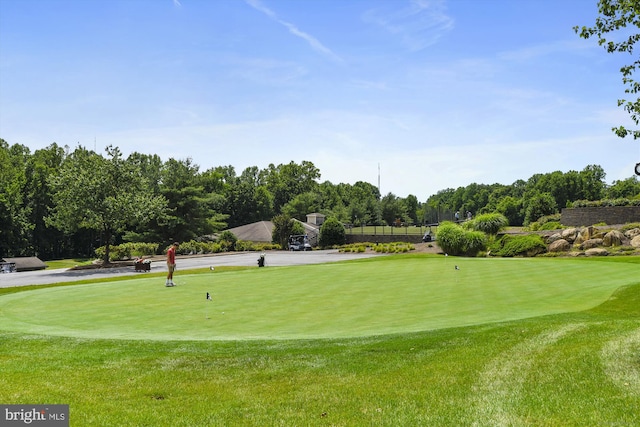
[490,234,547,257]
[47,146,167,263]
[571,198,640,207]
[437,221,487,256]
[217,230,238,251]
[523,192,558,225]
[95,242,159,261]
[575,0,640,139]
[319,217,346,248]
[526,213,565,231]
[464,213,509,235]
[271,214,296,248]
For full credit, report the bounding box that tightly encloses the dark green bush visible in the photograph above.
[538,221,563,231]
[571,198,640,207]
[319,217,346,248]
[95,242,159,261]
[217,230,238,251]
[491,234,547,257]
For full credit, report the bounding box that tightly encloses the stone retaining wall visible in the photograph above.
[561,206,640,226]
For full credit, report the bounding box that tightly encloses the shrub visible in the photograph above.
[492,234,547,257]
[319,217,346,248]
[95,242,159,261]
[437,222,487,256]
[235,240,255,251]
[526,214,563,231]
[217,230,238,251]
[537,221,564,231]
[464,231,488,256]
[571,198,640,207]
[621,223,640,232]
[437,222,466,255]
[466,213,509,235]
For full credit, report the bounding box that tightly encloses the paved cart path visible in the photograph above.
[0,250,382,288]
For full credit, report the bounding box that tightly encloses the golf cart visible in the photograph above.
[288,234,312,251]
[422,226,435,242]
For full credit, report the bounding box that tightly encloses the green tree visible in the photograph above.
[575,0,640,139]
[0,141,31,257]
[47,146,167,263]
[155,158,226,244]
[319,217,346,248]
[24,143,66,259]
[265,161,320,213]
[282,191,320,221]
[523,192,558,225]
[404,194,419,225]
[580,164,607,200]
[606,176,640,198]
[496,196,524,226]
[381,192,408,226]
[271,214,298,248]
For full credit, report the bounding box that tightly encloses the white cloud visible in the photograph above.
[363,0,454,51]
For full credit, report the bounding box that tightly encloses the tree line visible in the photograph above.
[1,139,639,260]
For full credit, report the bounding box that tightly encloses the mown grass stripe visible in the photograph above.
[470,323,585,426]
[601,326,640,396]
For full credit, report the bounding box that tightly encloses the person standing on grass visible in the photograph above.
[166,242,179,287]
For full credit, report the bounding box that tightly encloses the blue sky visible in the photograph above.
[1,0,638,201]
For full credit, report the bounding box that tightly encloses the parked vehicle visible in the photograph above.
[288,235,312,251]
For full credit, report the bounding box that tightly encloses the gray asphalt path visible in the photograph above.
[0,250,381,288]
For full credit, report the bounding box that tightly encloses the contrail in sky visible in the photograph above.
[244,0,343,63]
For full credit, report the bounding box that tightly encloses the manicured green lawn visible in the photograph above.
[0,255,636,340]
[0,255,638,426]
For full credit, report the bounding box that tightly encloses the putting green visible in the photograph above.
[0,256,637,340]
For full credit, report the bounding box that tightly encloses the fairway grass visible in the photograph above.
[0,255,639,425]
[0,255,637,340]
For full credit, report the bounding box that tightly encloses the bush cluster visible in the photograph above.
[570,198,640,207]
[437,222,487,256]
[463,213,508,235]
[96,236,282,261]
[319,217,346,248]
[489,234,547,257]
[95,242,159,261]
[526,214,564,231]
[338,242,415,253]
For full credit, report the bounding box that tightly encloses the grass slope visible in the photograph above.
[0,255,638,425]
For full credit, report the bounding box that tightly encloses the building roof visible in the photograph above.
[227,221,274,242]
[1,257,47,272]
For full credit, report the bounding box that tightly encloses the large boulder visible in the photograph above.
[585,248,609,256]
[603,230,629,247]
[585,248,609,257]
[561,228,579,243]
[580,238,604,250]
[631,235,640,248]
[575,226,595,245]
[546,233,563,244]
[549,239,571,252]
[625,228,640,239]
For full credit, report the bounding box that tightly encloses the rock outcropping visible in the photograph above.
[543,226,639,256]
